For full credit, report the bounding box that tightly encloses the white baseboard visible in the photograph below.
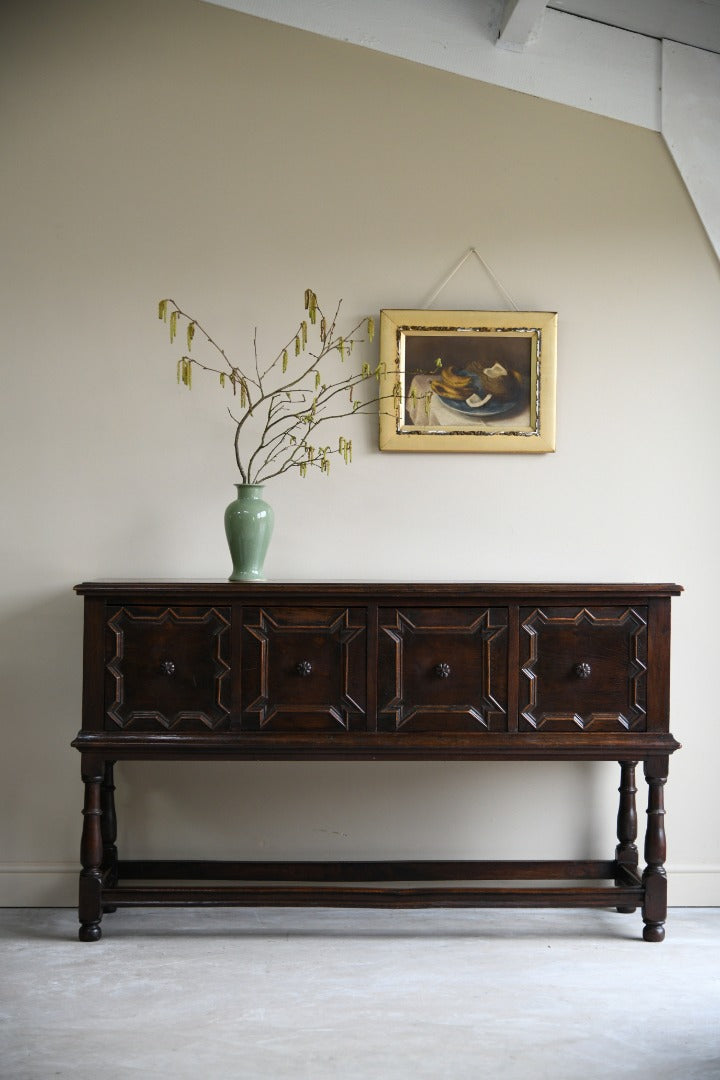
[668,867,720,907]
[0,865,77,907]
[2,863,719,908]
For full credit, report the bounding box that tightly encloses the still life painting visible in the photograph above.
[378,309,557,452]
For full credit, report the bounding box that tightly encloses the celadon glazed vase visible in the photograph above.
[224,483,274,582]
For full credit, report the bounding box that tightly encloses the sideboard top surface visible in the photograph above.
[75,580,683,599]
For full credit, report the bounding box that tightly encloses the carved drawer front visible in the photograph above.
[241,606,367,732]
[519,606,647,732]
[378,607,508,733]
[104,605,231,731]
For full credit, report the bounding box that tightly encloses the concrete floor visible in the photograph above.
[1,908,718,1080]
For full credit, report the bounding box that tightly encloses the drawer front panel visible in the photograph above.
[104,605,231,731]
[519,606,647,732]
[378,607,508,733]
[241,606,367,732]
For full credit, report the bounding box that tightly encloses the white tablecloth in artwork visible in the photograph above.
[405,375,530,430]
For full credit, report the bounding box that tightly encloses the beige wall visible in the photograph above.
[1,0,719,906]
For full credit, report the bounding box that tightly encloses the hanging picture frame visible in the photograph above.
[378,309,557,453]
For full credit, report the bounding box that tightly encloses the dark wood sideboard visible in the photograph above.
[73,580,682,942]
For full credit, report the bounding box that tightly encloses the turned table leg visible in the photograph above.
[615,760,639,912]
[101,761,118,912]
[78,756,104,942]
[642,756,668,943]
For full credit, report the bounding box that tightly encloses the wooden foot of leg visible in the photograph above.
[642,919,665,943]
[78,921,103,943]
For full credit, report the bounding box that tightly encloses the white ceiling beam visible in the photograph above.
[661,41,720,262]
[497,0,550,50]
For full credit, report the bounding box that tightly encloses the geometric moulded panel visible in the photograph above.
[241,606,367,732]
[519,606,647,732]
[378,607,508,732]
[105,606,231,731]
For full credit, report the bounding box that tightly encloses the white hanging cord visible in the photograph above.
[422,247,520,311]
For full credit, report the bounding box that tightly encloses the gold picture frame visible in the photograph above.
[378,309,557,453]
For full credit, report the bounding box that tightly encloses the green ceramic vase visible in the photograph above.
[224,483,274,582]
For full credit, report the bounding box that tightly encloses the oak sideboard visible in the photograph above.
[73,580,682,941]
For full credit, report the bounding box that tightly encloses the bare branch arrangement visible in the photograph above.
[158,290,392,484]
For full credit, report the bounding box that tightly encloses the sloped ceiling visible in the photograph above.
[547,0,720,53]
[200,0,720,261]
